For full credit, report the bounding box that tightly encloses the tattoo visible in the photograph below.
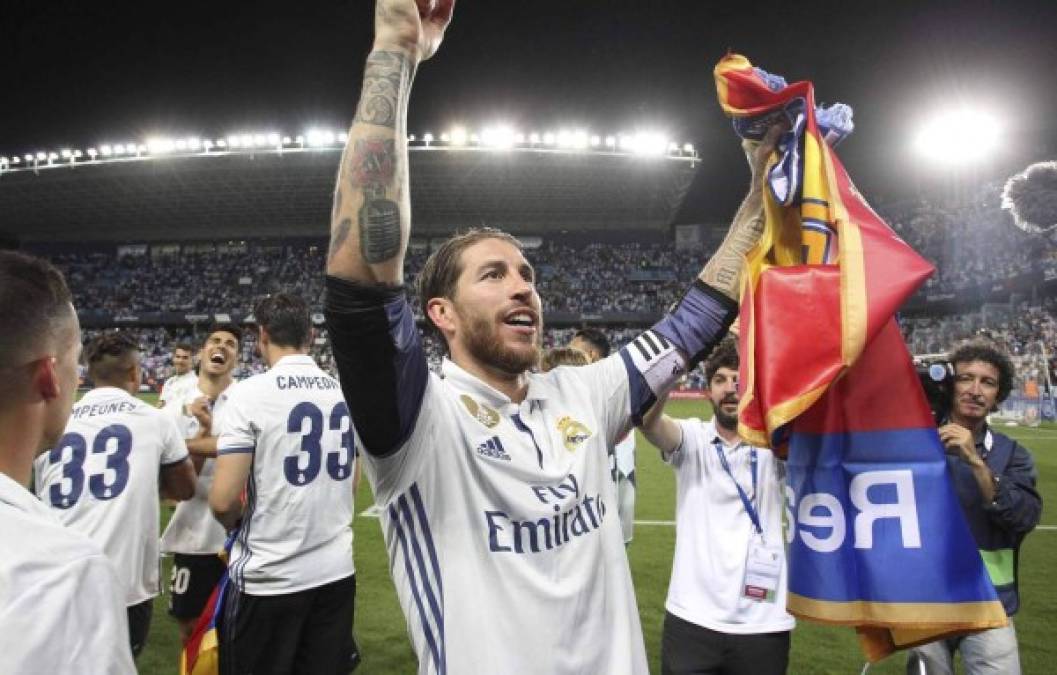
[328,218,352,263]
[331,188,343,224]
[359,191,401,263]
[353,51,409,129]
[345,137,401,264]
[701,192,766,299]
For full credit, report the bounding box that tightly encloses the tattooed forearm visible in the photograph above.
[328,218,352,262]
[345,137,402,264]
[353,51,411,129]
[699,187,766,299]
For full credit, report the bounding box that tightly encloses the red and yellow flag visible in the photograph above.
[716,54,1008,661]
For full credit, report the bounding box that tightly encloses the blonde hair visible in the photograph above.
[540,347,591,372]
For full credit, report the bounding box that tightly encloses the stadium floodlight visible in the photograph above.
[482,125,515,149]
[543,132,556,146]
[449,127,467,146]
[60,149,72,159]
[632,132,668,156]
[227,135,241,148]
[252,134,266,147]
[337,132,349,143]
[113,144,126,155]
[26,153,36,162]
[667,142,679,154]
[408,134,416,142]
[556,130,572,148]
[136,145,147,155]
[572,130,588,150]
[215,139,228,148]
[267,132,280,146]
[618,134,633,151]
[175,139,188,151]
[913,107,1001,165]
[469,133,480,144]
[605,135,616,149]
[590,135,601,147]
[240,134,255,148]
[86,148,97,158]
[188,137,201,150]
[282,136,292,145]
[440,132,451,142]
[514,133,526,144]
[11,156,20,164]
[100,144,113,156]
[147,137,175,154]
[529,132,541,145]
[47,152,58,162]
[73,150,83,158]
[683,143,695,154]
[306,129,329,147]
[423,132,434,144]
[294,135,304,146]
[0,156,7,166]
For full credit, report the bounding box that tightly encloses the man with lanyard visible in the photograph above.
[640,338,793,675]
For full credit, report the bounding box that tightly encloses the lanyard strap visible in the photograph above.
[713,437,761,535]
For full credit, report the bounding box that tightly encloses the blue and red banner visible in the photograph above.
[715,54,1007,660]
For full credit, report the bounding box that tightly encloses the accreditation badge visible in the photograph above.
[743,537,782,602]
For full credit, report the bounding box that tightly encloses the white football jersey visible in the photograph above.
[160,382,229,555]
[34,387,189,605]
[663,419,795,634]
[1,472,136,675]
[159,370,197,411]
[216,354,356,595]
[366,357,649,675]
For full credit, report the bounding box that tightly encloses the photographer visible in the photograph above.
[909,343,1042,675]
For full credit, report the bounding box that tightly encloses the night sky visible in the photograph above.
[4,0,1057,221]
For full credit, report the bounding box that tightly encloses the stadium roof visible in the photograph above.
[0,144,698,243]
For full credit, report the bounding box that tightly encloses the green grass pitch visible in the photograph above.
[131,395,1055,674]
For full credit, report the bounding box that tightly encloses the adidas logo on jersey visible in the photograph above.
[475,436,511,461]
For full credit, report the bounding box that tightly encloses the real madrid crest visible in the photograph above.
[556,416,592,452]
[460,394,500,428]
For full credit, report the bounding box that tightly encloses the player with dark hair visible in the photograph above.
[0,251,135,674]
[161,323,242,643]
[640,337,794,675]
[210,293,359,674]
[35,331,196,658]
[570,328,611,362]
[540,346,591,371]
[322,2,782,672]
[908,341,1041,675]
[158,341,197,410]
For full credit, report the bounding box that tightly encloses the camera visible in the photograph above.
[914,357,953,423]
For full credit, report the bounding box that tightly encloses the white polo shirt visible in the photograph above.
[216,354,356,595]
[0,471,136,674]
[366,357,648,675]
[161,382,229,555]
[34,387,189,605]
[663,418,795,634]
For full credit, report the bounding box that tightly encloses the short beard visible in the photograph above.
[463,311,540,376]
[713,403,739,432]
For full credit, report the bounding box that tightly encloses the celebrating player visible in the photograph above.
[157,341,196,410]
[322,1,781,672]
[160,324,242,643]
[0,251,136,674]
[35,331,196,658]
[210,293,359,674]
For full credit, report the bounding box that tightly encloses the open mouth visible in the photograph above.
[502,310,538,329]
[209,352,227,366]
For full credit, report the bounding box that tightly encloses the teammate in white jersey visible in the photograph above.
[158,341,196,410]
[35,331,197,657]
[160,323,242,642]
[0,251,135,675]
[322,3,783,672]
[641,339,794,675]
[571,328,638,544]
[211,293,358,674]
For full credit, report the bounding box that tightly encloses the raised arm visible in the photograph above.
[698,125,785,300]
[325,0,455,284]
[639,393,683,456]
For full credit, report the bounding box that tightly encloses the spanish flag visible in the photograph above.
[179,549,231,675]
[716,54,1008,661]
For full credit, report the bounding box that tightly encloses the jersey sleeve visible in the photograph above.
[324,275,430,457]
[158,410,190,465]
[582,281,737,445]
[215,385,257,456]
